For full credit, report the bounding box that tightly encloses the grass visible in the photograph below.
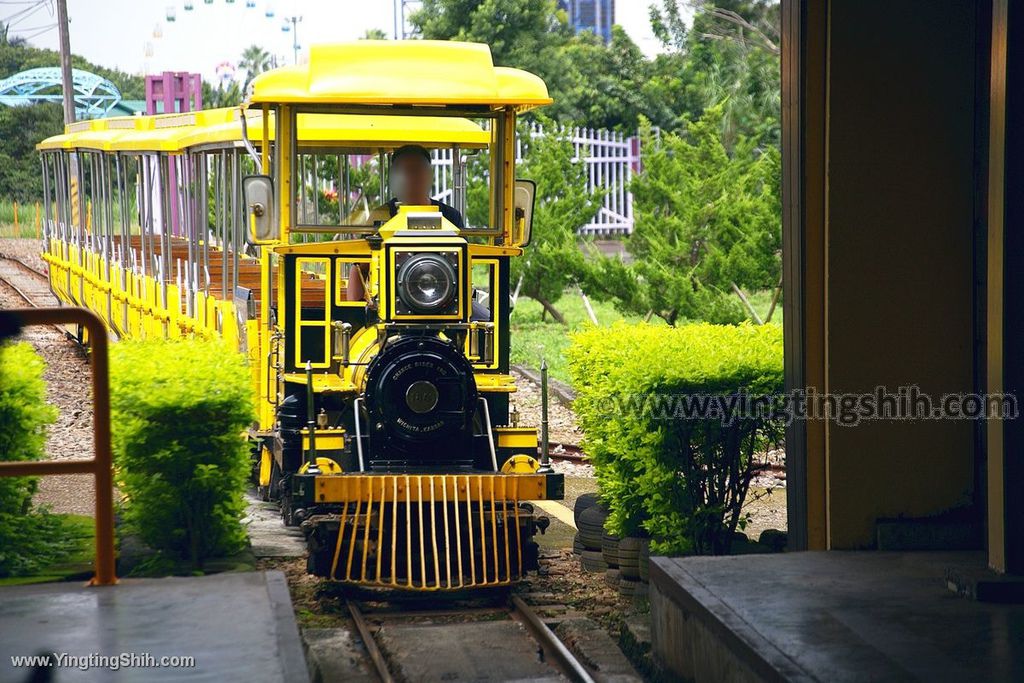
[0,514,95,587]
[510,292,653,383]
[510,287,784,385]
[0,198,44,239]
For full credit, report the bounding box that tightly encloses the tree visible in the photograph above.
[648,1,781,149]
[0,103,64,201]
[410,0,651,131]
[362,28,388,40]
[203,80,243,109]
[465,119,601,324]
[583,107,781,325]
[239,45,275,90]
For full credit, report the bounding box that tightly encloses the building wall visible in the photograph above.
[557,0,614,42]
[823,0,980,547]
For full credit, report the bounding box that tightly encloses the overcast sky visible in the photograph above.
[8,1,672,84]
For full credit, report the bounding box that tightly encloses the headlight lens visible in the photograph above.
[396,254,457,313]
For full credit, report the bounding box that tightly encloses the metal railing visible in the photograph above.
[0,307,116,586]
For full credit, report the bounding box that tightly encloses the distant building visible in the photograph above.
[557,0,615,43]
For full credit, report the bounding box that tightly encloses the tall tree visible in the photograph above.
[465,119,601,323]
[583,107,781,325]
[410,0,650,131]
[649,0,780,149]
[0,103,64,201]
[239,45,275,90]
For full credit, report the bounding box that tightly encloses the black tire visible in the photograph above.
[618,536,641,559]
[601,533,620,567]
[638,538,651,583]
[580,549,608,573]
[573,493,601,525]
[604,568,620,588]
[577,505,607,548]
[619,577,645,597]
[619,561,640,580]
[572,534,585,555]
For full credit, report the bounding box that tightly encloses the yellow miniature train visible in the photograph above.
[36,41,562,591]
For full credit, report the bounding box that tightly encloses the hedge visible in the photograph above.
[567,321,784,555]
[0,342,75,577]
[110,339,254,569]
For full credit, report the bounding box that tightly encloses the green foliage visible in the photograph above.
[411,0,650,131]
[0,103,64,201]
[239,44,277,90]
[510,289,657,382]
[412,0,780,140]
[568,322,784,554]
[584,108,781,325]
[0,342,83,577]
[110,339,255,569]
[509,119,601,322]
[202,80,244,109]
[649,1,781,149]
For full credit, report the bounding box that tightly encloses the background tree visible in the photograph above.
[202,80,243,109]
[0,102,63,201]
[648,0,780,149]
[411,0,650,131]
[465,119,601,323]
[583,107,781,325]
[239,44,275,90]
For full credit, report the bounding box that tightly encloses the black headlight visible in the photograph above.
[396,253,457,314]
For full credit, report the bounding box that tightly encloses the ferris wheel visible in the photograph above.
[148,1,301,72]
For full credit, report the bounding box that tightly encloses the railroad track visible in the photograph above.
[345,595,596,683]
[0,252,53,308]
[0,253,76,342]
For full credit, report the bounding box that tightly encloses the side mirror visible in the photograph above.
[513,179,536,247]
[242,175,277,244]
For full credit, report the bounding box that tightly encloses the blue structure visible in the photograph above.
[558,0,615,43]
[0,67,122,119]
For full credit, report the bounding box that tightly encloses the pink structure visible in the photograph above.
[145,73,202,237]
[145,72,202,115]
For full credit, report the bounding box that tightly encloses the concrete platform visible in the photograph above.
[650,551,1024,682]
[0,571,308,683]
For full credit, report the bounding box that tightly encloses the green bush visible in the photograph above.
[0,342,76,577]
[568,321,784,555]
[110,339,254,569]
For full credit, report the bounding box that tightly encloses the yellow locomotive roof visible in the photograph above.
[38,107,489,153]
[248,41,551,110]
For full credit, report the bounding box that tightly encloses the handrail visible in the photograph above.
[0,307,116,586]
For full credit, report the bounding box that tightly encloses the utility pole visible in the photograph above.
[283,15,302,64]
[56,0,75,124]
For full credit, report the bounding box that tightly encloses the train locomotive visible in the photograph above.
[36,41,563,592]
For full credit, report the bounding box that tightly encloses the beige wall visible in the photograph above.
[822,1,979,547]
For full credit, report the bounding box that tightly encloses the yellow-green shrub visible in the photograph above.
[567,322,784,554]
[110,339,254,569]
[0,342,69,576]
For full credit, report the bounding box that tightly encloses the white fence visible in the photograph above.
[430,123,639,236]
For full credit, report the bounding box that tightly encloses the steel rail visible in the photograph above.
[345,599,395,683]
[510,595,596,683]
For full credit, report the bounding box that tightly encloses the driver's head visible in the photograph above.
[390,145,433,205]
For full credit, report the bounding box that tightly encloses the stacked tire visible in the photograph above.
[574,494,607,573]
[617,537,646,597]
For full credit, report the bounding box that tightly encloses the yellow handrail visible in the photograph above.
[0,307,116,586]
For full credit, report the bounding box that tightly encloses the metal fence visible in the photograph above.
[523,123,639,236]
[430,123,640,236]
